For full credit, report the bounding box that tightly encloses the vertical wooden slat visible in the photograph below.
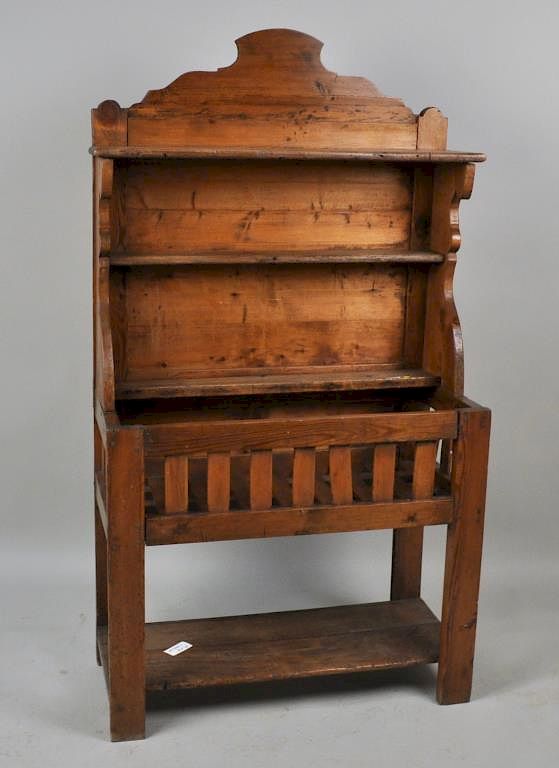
[107,428,145,741]
[391,441,437,600]
[164,455,189,513]
[438,409,490,704]
[250,450,273,510]
[207,453,230,512]
[372,444,396,502]
[292,448,316,506]
[329,446,353,505]
[412,441,438,497]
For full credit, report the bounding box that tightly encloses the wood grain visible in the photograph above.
[115,263,409,385]
[116,367,440,399]
[97,598,439,691]
[329,447,353,504]
[146,498,453,545]
[249,450,273,510]
[121,160,413,254]
[164,455,188,513]
[143,410,457,458]
[92,146,485,162]
[292,448,316,506]
[437,407,490,704]
[390,441,438,600]
[91,28,489,738]
[372,444,396,502]
[106,428,145,741]
[207,453,231,513]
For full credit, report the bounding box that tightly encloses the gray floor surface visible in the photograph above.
[1,533,557,768]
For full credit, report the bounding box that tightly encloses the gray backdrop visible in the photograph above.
[2,0,558,765]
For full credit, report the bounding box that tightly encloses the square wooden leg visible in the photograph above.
[437,407,490,704]
[106,428,146,741]
[94,502,107,666]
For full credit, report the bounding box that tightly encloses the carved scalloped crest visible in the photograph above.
[136,29,396,104]
[93,29,421,151]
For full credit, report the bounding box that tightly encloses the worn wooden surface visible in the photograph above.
[97,598,440,690]
[106,428,145,741]
[142,409,456,457]
[109,249,443,266]
[92,146,485,162]
[437,406,491,704]
[119,160,413,254]
[116,367,440,400]
[146,498,453,545]
[91,27,489,739]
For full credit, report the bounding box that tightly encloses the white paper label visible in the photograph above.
[163,640,192,656]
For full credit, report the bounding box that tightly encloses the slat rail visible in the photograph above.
[143,409,456,545]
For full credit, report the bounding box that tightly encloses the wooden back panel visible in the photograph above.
[117,159,413,255]
[112,263,408,384]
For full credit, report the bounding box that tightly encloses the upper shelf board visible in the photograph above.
[90,146,485,162]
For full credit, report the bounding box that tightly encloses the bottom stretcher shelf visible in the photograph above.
[97,598,440,691]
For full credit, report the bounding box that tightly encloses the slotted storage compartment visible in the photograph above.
[115,392,455,543]
[92,29,490,741]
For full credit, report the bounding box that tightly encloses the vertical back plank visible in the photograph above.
[250,450,273,510]
[372,444,396,502]
[292,448,316,506]
[164,455,189,513]
[391,441,437,600]
[329,446,353,505]
[207,453,231,513]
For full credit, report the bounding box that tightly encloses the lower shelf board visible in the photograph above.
[97,598,440,692]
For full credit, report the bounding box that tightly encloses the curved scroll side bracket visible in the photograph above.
[431,164,475,255]
[423,253,464,397]
[424,164,475,396]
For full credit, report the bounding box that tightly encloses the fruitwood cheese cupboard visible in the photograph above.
[91,29,490,741]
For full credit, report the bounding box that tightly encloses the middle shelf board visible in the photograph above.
[109,250,444,266]
[116,368,441,400]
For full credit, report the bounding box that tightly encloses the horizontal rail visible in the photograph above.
[146,497,453,545]
[143,410,457,458]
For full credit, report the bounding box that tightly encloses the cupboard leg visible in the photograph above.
[390,529,423,599]
[107,428,146,741]
[437,408,490,704]
[94,502,107,666]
